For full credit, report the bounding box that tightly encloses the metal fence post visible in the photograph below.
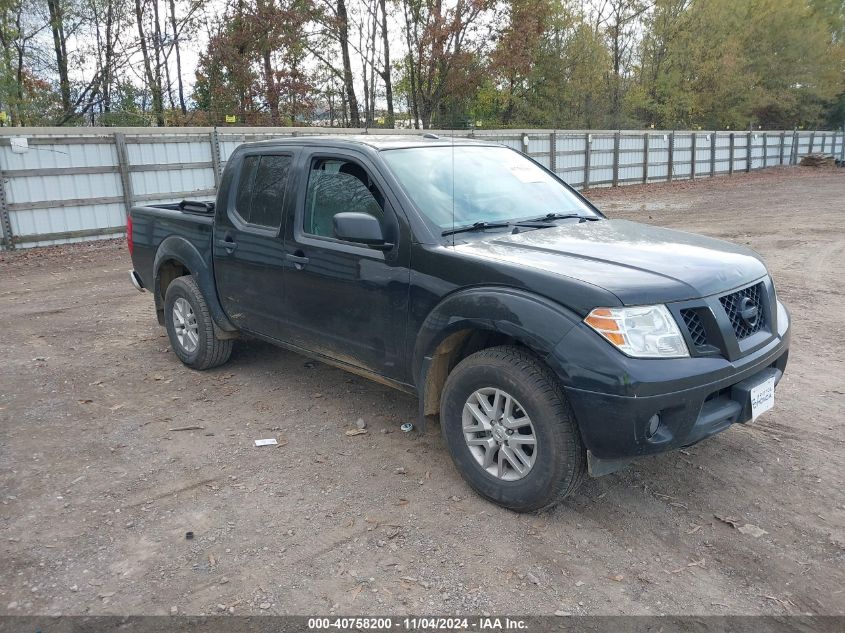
[642,132,650,183]
[612,131,621,187]
[790,130,799,165]
[549,132,557,174]
[583,133,591,189]
[841,122,845,164]
[728,132,736,176]
[113,132,134,220]
[710,132,716,176]
[746,131,752,172]
[820,132,826,154]
[809,130,815,154]
[668,132,674,182]
[690,132,697,180]
[0,168,14,251]
[779,132,785,165]
[210,127,222,188]
[762,133,768,168]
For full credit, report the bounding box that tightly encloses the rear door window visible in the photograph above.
[235,156,259,222]
[251,156,292,228]
[233,154,292,230]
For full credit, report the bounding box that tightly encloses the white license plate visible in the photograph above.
[750,376,776,420]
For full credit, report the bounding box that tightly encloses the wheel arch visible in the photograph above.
[153,236,237,332]
[413,287,582,418]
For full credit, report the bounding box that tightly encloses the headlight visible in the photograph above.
[584,305,689,358]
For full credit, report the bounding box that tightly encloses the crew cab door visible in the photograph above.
[281,149,411,381]
[213,149,296,338]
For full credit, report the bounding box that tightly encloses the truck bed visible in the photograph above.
[129,202,215,293]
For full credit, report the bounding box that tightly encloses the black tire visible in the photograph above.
[440,345,586,512]
[164,275,233,370]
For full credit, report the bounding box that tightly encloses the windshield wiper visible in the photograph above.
[520,212,600,224]
[442,221,510,237]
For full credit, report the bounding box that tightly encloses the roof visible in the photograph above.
[239,134,502,151]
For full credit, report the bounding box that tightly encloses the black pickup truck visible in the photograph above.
[128,135,790,511]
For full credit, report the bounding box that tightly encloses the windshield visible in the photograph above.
[380,145,598,229]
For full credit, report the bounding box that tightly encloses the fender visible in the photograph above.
[153,235,238,332]
[413,287,583,412]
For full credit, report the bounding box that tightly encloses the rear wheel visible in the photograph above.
[440,345,586,512]
[164,275,233,370]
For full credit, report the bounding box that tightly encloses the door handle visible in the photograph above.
[216,238,237,252]
[285,252,310,269]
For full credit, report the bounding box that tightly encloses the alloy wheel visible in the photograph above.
[462,387,537,480]
[172,297,199,353]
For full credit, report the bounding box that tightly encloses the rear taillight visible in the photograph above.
[127,215,134,255]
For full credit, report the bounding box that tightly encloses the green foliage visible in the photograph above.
[525,18,614,128]
[99,82,155,126]
[193,0,317,126]
[471,0,845,130]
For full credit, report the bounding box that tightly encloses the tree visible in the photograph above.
[476,2,613,129]
[336,0,360,125]
[0,0,44,124]
[306,0,362,126]
[134,0,164,124]
[194,0,315,125]
[45,0,71,113]
[627,0,691,127]
[399,0,494,128]
[631,0,845,129]
[595,0,648,128]
[352,0,379,124]
[168,0,188,114]
[378,0,394,126]
[89,0,119,114]
[744,0,845,127]
[487,0,553,125]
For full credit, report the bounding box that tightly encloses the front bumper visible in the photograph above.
[548,301,790,473]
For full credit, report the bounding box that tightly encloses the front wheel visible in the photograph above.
[440,345,586,512]
[164,275,233,370]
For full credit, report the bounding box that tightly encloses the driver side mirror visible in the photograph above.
[333,212,393,250]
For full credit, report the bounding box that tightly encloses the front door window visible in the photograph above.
[302,158,385,239]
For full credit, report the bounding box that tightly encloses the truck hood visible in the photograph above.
[455,219,768,306]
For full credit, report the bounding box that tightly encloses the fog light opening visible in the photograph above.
[646,414,661,439]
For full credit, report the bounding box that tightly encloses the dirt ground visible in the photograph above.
[1,167,843,617]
